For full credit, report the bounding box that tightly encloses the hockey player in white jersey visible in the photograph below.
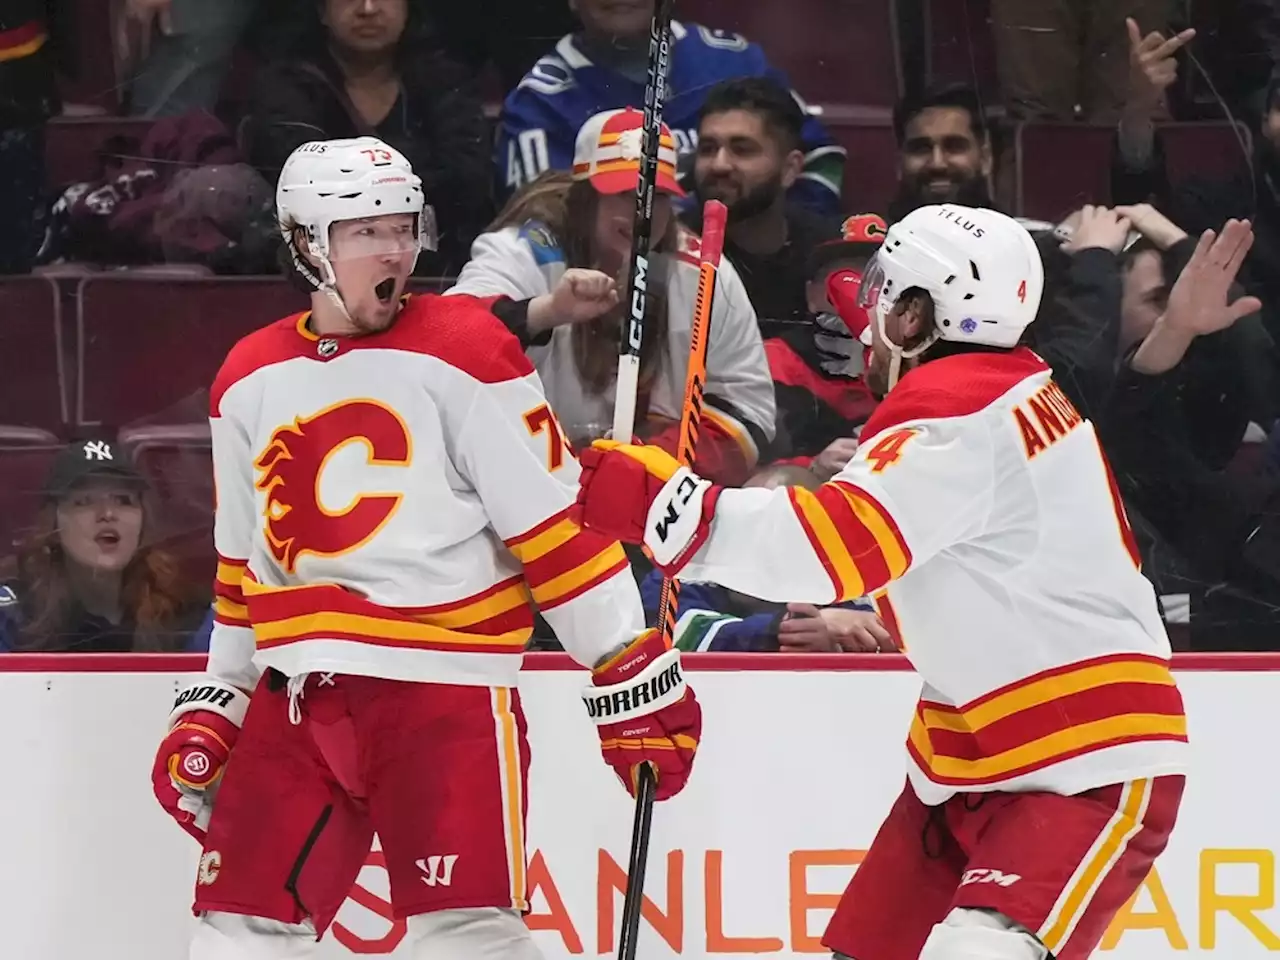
[149,136,701,959]
[568,205,1261,960]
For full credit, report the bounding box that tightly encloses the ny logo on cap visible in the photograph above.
[83,440,114,461]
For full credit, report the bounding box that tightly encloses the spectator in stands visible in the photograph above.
[1116,32,1280,345]
[243,0,491,272]
[888,84,995,224]
[0,2,60,273]
[1101,207,1280,648]
[1112,16,1195,204]
[685,78,876,466]
[1025,204,1135,421]
[689,78,840,334]
[989,0,1176,121]
[495,0,845,216]
[639,464,892,652]
[449,108,775,486]
[0,438,208,653]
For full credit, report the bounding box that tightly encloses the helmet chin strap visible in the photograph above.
[316,254,357,324]
[876,303,939,391]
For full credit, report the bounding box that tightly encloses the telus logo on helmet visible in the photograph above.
[936,206,986,238]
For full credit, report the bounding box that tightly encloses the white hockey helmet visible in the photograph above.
[276,136,436,295]
[857,205,1044,384]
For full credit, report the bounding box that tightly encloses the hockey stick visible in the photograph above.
[615,199,729,960]
[611,0,676,444]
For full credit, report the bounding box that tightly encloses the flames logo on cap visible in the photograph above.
[254,400,412,573]
[840,214,889,245]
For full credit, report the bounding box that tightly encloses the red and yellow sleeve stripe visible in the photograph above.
[908,653,1187,787]
[212,554,251,629]
[787,481,912,601]
[506,508,630,611]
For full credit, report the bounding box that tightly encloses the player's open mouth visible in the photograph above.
[95,530,120,548]
[374,278,396,303]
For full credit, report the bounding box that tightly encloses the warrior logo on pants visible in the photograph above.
[417,854,459,887]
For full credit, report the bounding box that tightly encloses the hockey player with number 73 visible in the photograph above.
[148,136,700,960]
[569,205,1264,960]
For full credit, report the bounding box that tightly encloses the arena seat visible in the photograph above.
[55,0,122,113]
[1161,121,1253,191]
[1016,120,1254,220]
[44,117,153,190]
[1015,123,1115,220]
[924,0,1000,104]
[76,276,310,429]
[678,0,903,108]
[117,424,216,580]
[0,277,68,436]
[0,442,61,556]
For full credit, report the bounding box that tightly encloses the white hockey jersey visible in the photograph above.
[207,294,646,691]
[679,347,1188,803]
[447,223,776,483]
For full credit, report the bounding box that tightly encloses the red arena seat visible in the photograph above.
[76,276,310,429]
[0,277,68,436]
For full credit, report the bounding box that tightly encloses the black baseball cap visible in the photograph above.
[44,438,145,500]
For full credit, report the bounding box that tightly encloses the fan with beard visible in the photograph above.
[886,169,995,224]
[702,171,786,221]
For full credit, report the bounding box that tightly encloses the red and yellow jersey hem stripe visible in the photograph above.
[243,577,534,654]
[908,654,1186,786]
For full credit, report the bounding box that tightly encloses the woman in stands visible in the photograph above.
[449,107,776,486]
[243,0,491,273]
[0,438,208,653]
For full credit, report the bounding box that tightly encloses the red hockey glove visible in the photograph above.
[151,678,250,841]
[584,629,701,801]
[572,440,723,578]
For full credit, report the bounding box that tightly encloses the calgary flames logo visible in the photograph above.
[254,400,412,573]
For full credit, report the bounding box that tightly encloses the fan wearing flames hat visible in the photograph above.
[748,213,888,477]
[450,107,776,486]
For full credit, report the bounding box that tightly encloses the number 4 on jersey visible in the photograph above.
[865,428,919,473]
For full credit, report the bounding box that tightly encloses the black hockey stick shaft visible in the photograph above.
[615,4,675,960]
[617,763,658,960]
[611,0,677,442]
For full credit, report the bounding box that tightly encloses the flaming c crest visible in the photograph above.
[254,400,412,573]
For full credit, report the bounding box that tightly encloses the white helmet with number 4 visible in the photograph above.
[276,136,436,297]
[857,204,1044,363]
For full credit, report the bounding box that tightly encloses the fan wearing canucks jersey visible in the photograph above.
[496,3,846,216]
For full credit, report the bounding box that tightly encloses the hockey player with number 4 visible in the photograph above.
[149,136,700,960]
[569,205,1265,960]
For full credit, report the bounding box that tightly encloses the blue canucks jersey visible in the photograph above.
[496,21,847,216]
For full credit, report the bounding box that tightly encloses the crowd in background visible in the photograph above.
[3,0,1280,655]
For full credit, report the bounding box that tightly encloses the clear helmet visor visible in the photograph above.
[326,206,438,261]
[856,253,887,311]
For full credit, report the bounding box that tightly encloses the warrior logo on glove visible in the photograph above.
[584,629,701,800]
